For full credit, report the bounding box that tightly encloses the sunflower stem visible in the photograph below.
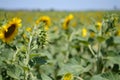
[24,31,33,80]
[88,45,97,58]
[12,48,19,63]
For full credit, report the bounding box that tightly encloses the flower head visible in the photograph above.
[115,30,120,36]
[63,14,74,30]
[95,22,102,30]
[0,17,22,43]
[36,16,51,27]
[62,73,73,80]
[36,16,51,31]
[82,28,87,37]
[26,27,32,32]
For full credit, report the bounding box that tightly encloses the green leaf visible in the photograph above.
[79,40,89,45]
[97,36,106,43]
[105,56,120,70]
[114,36,120,44]
[73,37,89,45]
[29,56,47,67]
[106,56,120,65]
[0,75,2,80]
[0,48,14,60]
[58,64,85,76]
[101,72,120,80]
[29,53,41,59]
[106,37,114,46]
[7,64,22,79]
[91,75,108,80]
[41,73,52,80]
[88,25,97,32]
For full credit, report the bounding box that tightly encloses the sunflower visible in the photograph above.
[36,16,51,31]
[82,28,87,37]
[36,16,51,26]
[62,73,73,80]
[95,22,102,30]
[0,17,22,43]
[63,14,74,30]
[115,30,120,36]
[26,27,32,32]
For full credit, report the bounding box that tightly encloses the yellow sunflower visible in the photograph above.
[63,14,74,30]
[115,30,120,36]
[0,17,22,43]
[62,73,73,80]
[82,28,87,37]
[95,22,102,30]
[36,16,51,26]
[36,16,51,31]
[26,27,32,32]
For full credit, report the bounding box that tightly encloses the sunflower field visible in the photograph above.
[0,10,120,80]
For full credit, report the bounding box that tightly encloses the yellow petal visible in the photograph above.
[63,73,73,80]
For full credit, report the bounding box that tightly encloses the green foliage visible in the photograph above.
[0,11,120,80]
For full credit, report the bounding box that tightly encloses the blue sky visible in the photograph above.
[0,0,120,11]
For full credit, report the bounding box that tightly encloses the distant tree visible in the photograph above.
[50,8,54,11]
[113,5,117,10]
